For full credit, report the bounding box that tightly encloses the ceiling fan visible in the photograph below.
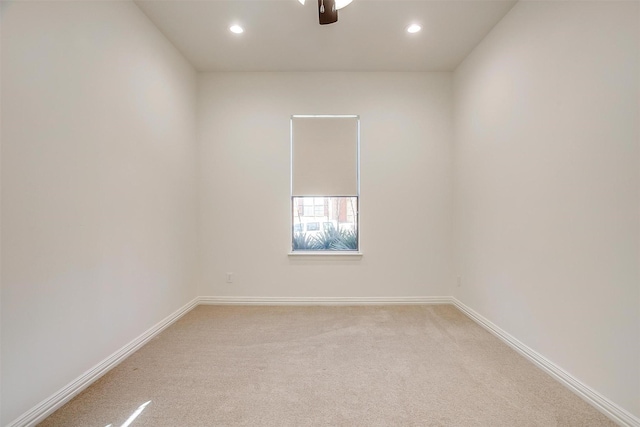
[298,0,354,25]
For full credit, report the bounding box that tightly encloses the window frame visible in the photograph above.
[289,114,361,255]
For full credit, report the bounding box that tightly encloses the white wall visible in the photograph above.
[0,2,198,424]
[453,0,639,418]
[198,72,453,298]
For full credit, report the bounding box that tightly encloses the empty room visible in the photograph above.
[1,0,638,426]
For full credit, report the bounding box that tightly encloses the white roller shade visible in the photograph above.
[292,116,358,196]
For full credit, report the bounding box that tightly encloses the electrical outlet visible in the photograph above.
[226,272,233,283]
[457,276,462,287]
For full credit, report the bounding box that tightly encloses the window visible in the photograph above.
[303,198,314,216]
[290,115,359,252]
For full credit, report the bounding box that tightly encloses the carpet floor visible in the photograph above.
[39,305,615,426]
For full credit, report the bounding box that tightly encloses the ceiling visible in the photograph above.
[134,0,517,72]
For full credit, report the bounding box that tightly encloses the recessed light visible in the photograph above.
[407,24,421,34]
[229,25,244,34]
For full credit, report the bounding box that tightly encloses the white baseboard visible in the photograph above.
[198,296,453,305]
[6,297,200,427]
[451,298,639,427]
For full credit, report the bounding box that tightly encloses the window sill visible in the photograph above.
[288,251,363,257]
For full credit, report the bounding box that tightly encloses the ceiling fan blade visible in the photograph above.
[318,0,337,25]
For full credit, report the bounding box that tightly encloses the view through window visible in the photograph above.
[292,196,358,250]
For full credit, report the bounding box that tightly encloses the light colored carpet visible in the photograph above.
[39,305,615,426]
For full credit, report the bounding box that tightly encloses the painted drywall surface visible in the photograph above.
[1,1,198,423]
[0,25,3,423]
[453,1,639,417]
[198,72,453,298]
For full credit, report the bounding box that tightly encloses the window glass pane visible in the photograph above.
[292,196,358,251]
